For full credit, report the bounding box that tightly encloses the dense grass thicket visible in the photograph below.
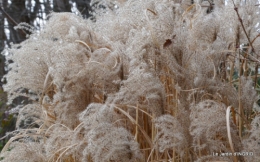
[0,0,260,161]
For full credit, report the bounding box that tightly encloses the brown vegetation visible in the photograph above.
[1,0,260,161]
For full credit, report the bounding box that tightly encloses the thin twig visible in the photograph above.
[254,64,258,87]
[231,0,255,53]
[227,52,260,64]
[0,7,18,26]
[0,7,27,35]
[251,33,260,45]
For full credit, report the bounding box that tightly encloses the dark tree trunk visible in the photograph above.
[0,9,6,79]
[74,0,92,18]
[53,0,72,12]
[2,0,27,44]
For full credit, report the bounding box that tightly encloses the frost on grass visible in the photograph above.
[0,141,45,162]
[243,115,260,161]
[84,123,143,162]
[15,103,43,129]
[153,114,187,157]
[1,0,260,161]
[189,100,242,161]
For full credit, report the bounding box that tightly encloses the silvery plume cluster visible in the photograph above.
[1,0,260,161]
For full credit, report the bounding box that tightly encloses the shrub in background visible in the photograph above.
[0,0,260,161]
[0,87,16,152]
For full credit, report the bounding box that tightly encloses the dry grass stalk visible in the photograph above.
[1,0,260,161]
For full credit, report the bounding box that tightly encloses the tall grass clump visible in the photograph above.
[1,0,260,161]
